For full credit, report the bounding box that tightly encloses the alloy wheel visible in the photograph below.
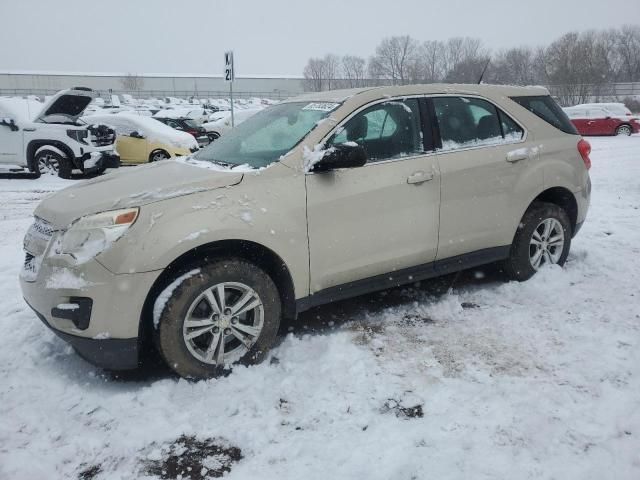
[529,218,565,270]
[37,153,60,175]
[616,125,632,136]
[182,282,264,365]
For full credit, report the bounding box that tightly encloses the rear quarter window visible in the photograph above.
[511,95,578,135]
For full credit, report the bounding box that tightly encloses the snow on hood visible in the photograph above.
[34,160,243,228]
[35,88,95,123]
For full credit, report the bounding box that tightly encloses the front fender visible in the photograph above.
[97,163,310,298]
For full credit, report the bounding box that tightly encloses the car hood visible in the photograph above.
[35,160,244,228]
[36,89,95,124]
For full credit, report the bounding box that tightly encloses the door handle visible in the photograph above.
[23,127,36,132]
[407,170,434,184]
[506,149,529,163]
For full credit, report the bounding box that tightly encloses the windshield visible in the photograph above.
[194,101,339,168]
[183,118,200,128]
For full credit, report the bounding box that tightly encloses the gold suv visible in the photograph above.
[21,84,591,379]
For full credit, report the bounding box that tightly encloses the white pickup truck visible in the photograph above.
[0,87,119,178]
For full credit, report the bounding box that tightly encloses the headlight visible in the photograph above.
[67,129,89,145]
[57,208,139,262]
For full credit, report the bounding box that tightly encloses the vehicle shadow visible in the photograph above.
[285,263,504,335]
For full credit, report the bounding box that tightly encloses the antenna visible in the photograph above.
[477,59,491,84]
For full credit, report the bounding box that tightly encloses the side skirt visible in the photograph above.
[295,246,510,313]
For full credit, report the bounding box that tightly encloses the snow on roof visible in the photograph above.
[83,112,197,147]
[0,97,43,122]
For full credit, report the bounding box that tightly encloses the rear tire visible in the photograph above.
[616,124,632,136]
[154,259,281,379]
[502,202,572,281]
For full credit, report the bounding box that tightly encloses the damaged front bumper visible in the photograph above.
[76,150,121,173]
[20,217,161,370]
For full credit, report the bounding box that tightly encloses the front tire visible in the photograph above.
[34,149,72,179]
[503,202,572,281]
[149,149,170,162]
[616,124,632,136]
[155,259,281,379]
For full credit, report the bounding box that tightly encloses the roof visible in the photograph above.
[284,84,550,104]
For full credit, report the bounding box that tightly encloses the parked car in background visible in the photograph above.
[153,107,210,125]
[82,113,198,164]
[154,116,210,147]
[0,88,119,178]
[570,102,633,117]
[201,108,262,140]
[22,84,591,379]
[564,106,639,136]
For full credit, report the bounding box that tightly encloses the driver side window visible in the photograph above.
[328,99,423,162]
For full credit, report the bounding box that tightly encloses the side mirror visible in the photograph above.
[312,143,368,173]
[129,131,145,139]
[0,118,19,132]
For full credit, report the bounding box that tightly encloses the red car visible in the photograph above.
[564,106,640,136]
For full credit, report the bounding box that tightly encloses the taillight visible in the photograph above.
[578,139,591,170]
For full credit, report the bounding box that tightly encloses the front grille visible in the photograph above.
[88,124,116,147]
[24,252,34,267]
[31,217,55,239]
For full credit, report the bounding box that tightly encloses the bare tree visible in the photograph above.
[323,54,341,90]
[303,54,342,91]
[303,58,327,92]
[370,36,419,85]
[615,25,640,82]
[342,55,367,88]
[543,31,613,104]
[121,73,144,92]
[420,40,446,82]
[488,47,540,85]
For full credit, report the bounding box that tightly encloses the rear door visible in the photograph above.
[305,98,441,292]
[586,108,610,135]
[566,109,589,135]
[431,95,541,260]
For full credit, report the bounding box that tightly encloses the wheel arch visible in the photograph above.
[148,148,170,162]
[138,239,297,345]
[616,123,633,134]
[525,187,578,235]
[26,140,75,171]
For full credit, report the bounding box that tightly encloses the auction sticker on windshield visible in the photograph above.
[302,102,340,112]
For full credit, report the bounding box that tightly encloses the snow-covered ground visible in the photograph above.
[1,137,639,479]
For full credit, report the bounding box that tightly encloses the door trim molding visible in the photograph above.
[296,245,510,313]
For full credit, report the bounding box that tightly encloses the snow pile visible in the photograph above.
[153,269,201,328]
[176,156,263,173]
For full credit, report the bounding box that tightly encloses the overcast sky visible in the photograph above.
[0,0,637,76]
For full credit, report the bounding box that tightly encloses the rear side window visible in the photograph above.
[433,96,523,151]
[511,95,578,135]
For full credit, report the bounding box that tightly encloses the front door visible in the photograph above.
[0,116,23,165]
[306,98,441,293]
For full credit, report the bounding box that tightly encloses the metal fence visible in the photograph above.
[0,88,294,101]
[2,82,639,106]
